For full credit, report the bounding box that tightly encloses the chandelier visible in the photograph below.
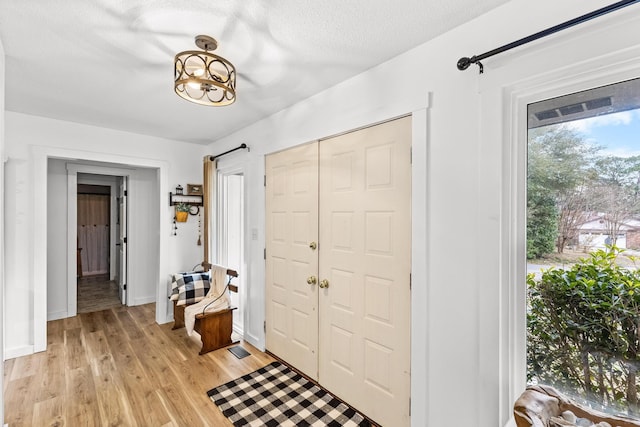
[174,35,236,106]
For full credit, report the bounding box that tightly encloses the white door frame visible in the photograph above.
[67,164,134,316]
[32,146,170,352]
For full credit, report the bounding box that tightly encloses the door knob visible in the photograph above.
[309,241,317,250]
[307,276,317,285]
[319,279,329,289]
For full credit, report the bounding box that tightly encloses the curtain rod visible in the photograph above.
[209,143,249,161]
[457,0,640,74]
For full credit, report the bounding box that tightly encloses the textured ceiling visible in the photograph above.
[0,0,511,144]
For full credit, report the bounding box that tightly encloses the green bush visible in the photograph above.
[527,246,640,416]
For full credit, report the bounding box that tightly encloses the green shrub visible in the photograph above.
[527,246,640,416]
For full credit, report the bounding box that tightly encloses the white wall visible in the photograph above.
[0,35,6,426]
[208,1,640,426]
[47,159,68,319]
[4,112,208,357]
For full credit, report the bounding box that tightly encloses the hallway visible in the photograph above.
[77,274,121,314]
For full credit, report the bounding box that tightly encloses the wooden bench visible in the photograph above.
[172,269,239,355]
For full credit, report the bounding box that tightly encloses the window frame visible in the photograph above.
[502,59,640,426]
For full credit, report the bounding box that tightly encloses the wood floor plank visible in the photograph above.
[63,315,81,330]
[4,303,275,427]
[9,351,45,381]
[116,309,144,341]
[3,357,14,395]
[66,366,101,427]
[103,334,172,426]
[64,327,87,370]
[79,311,102,333]
[32,395,66,427]
[83,328,139,426]
[77,277,122,314]
[47,319,65,346]
[93,360,138,427]
[5,375,37,427]
[126,304,155,328]
[34,342,65,403]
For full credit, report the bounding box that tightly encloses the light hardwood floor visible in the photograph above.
[3,303,275,426]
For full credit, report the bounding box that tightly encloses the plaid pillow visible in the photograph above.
[170,272,211,306]
[170,271,205,299]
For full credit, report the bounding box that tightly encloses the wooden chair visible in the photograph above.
[172,269,239,355]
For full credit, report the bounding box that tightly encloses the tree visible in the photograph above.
[528,125,599,253]
[592,156,640,246]
[527,184,558,259]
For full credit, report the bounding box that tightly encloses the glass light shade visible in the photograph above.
[174,50,236,106]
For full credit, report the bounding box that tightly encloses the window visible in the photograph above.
[526,77,640,418]
[218,171,245,333]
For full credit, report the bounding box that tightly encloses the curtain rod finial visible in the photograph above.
[457,56,472,71]
[457,56,483,73]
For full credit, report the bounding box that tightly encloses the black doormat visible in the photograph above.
[228,345,251,359]
[208,361,370,426]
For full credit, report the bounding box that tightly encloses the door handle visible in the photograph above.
[307,276,317,285]
[319,279,329,289]
[309,241,317,250]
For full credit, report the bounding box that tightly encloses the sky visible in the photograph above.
[566,109,640,157]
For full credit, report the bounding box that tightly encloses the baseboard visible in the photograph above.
[133,295,155,306]
[4,345,34,360]
[244,332,263,351]
[233,324,244,336]
[47,310,68,321]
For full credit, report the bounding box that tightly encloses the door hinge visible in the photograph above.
[264,248,266,260]
[409,273,412,290]
[124,284,127,290]
[264,175,266,187]
[124,190,127,196]
[124,237,127,244]
[264,320,266,333]
[409,397,411,416]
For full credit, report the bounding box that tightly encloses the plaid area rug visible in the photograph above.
[208,361,370,427]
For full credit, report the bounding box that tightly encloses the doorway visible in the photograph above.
[76,180,121,313]
[74,173,127,313]
[77,185,110,278]
[62,165,136,319]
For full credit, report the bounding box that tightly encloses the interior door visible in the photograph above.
[318,116,412,427]
[117,178,128,305]
[265,141,319,380]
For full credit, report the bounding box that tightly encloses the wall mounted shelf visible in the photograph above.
[169,192,203,206]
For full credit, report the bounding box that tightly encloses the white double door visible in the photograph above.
[266,117,412,427]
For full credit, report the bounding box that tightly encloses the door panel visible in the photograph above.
[264,117,412,426]
[318,116,412,427]
[265,142,319,379]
